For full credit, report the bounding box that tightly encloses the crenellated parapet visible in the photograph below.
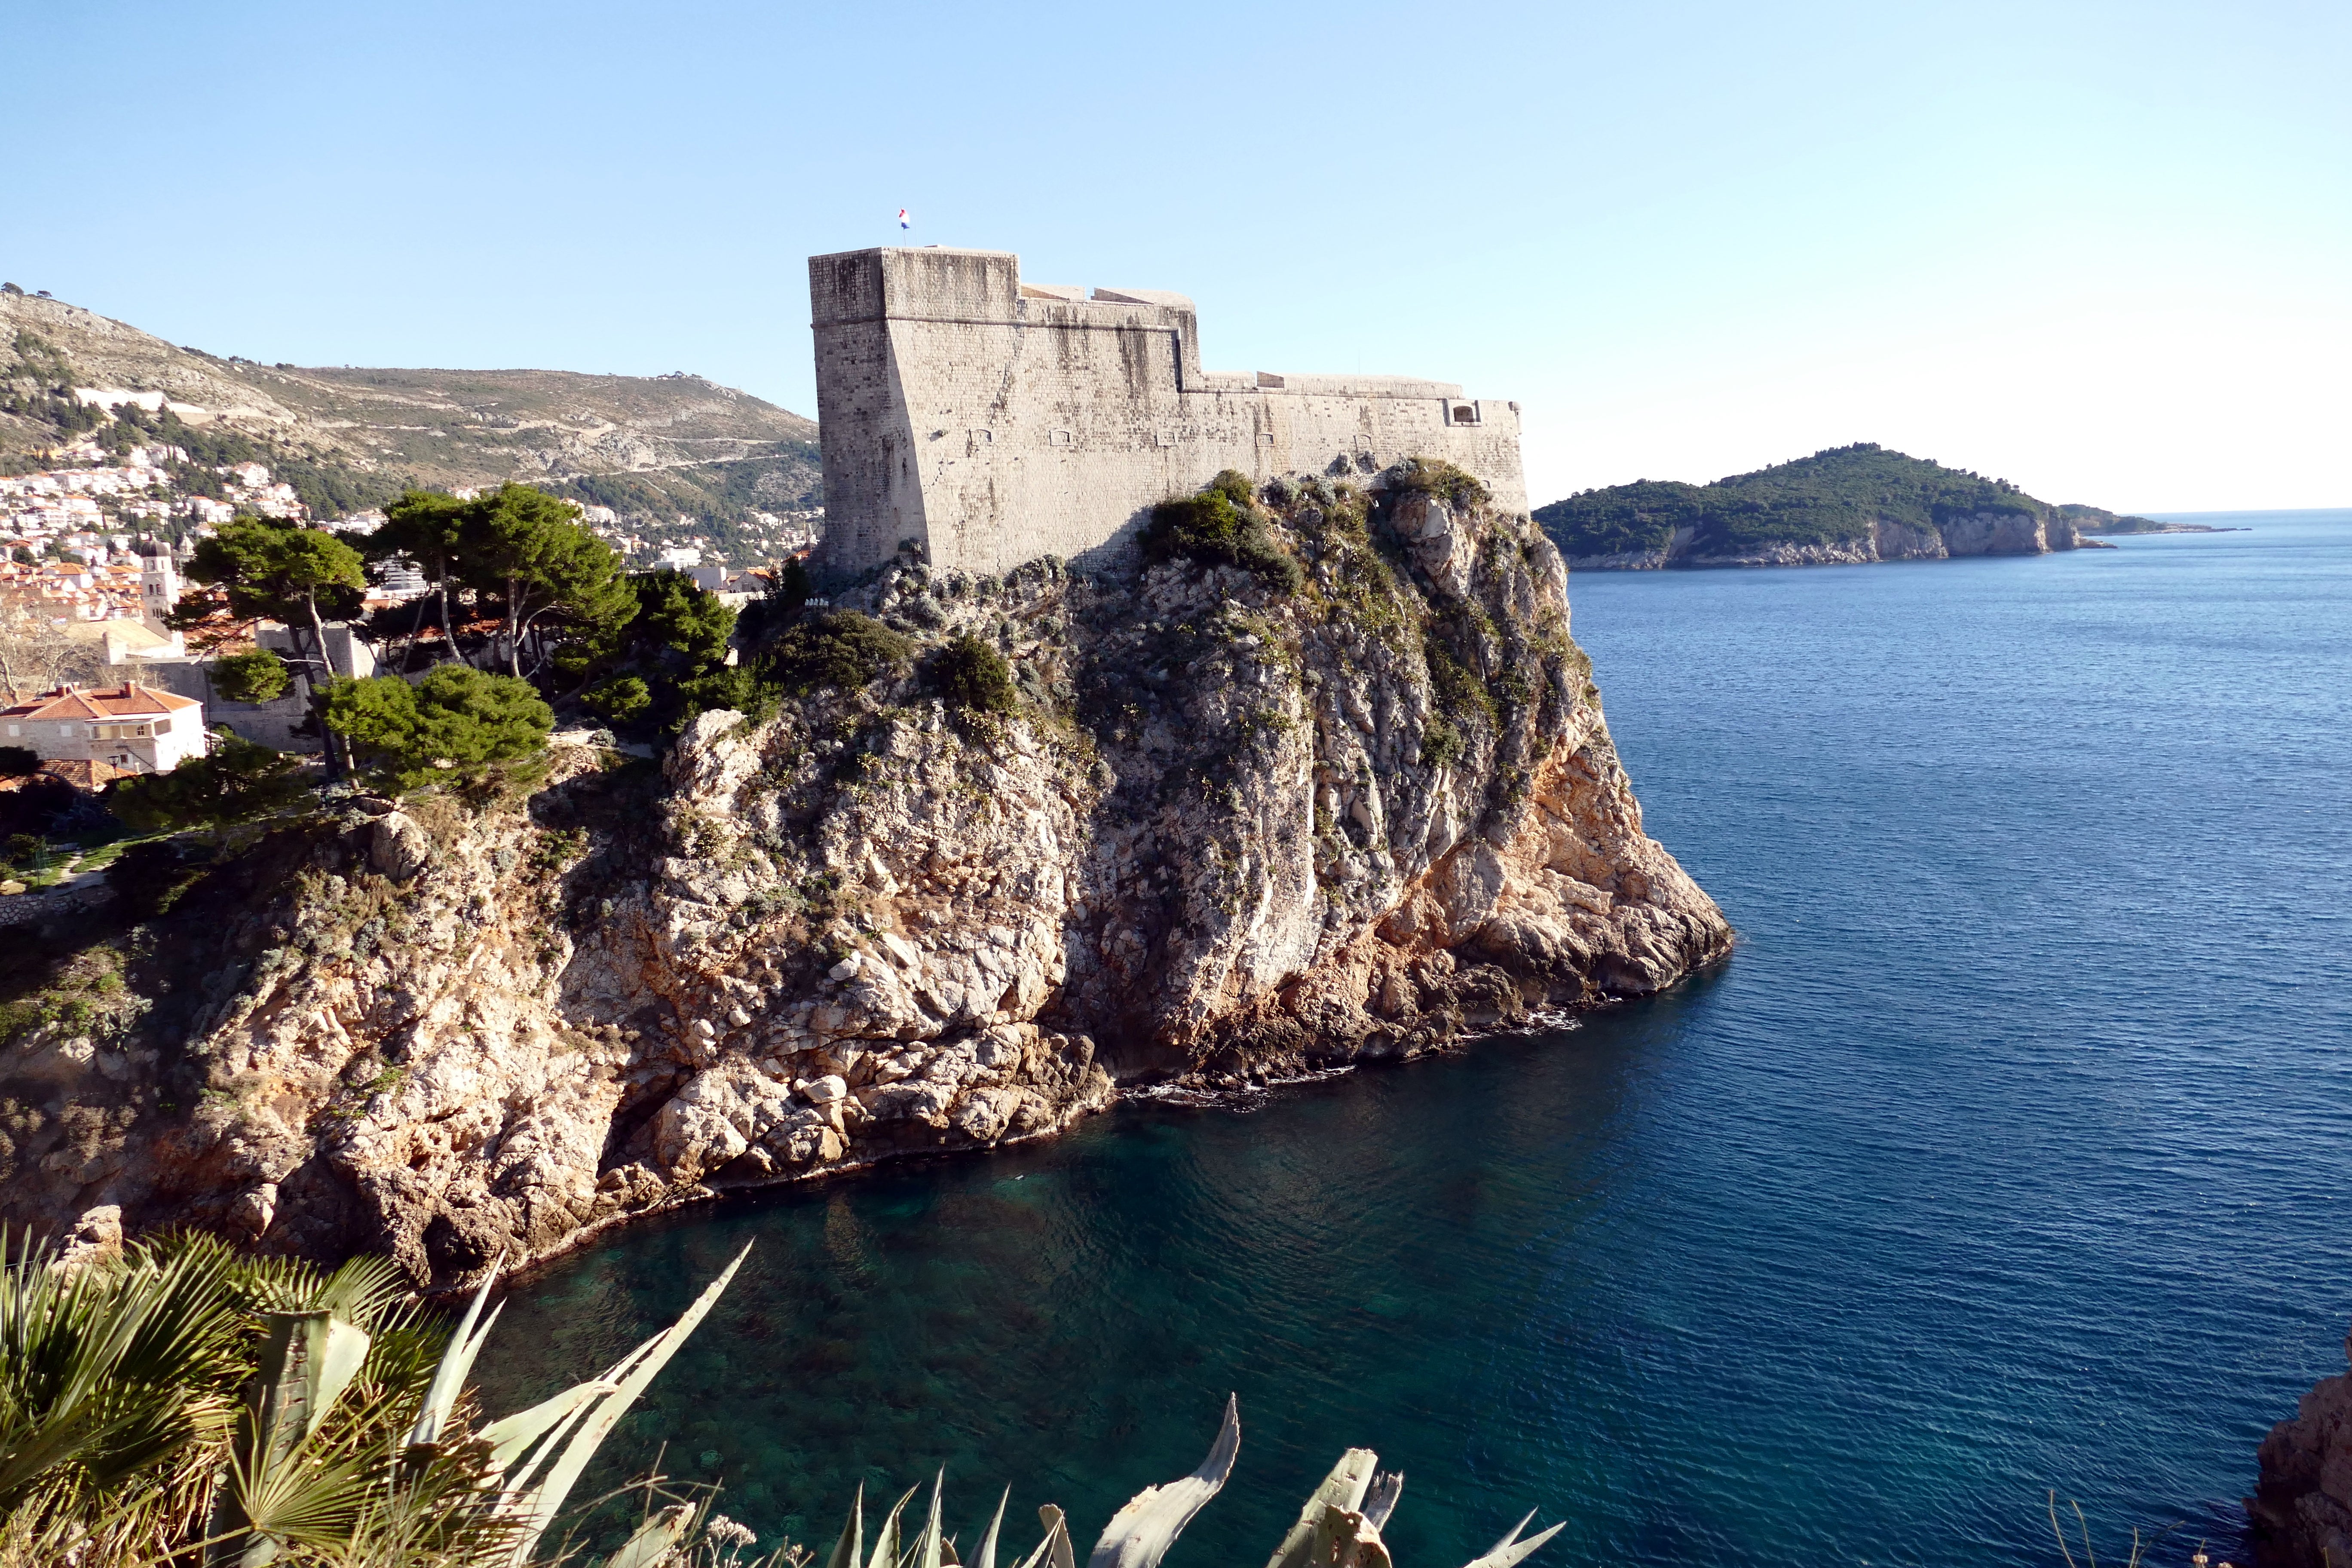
[809,247,1526,577]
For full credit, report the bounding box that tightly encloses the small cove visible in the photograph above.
[480,511,2352,1567]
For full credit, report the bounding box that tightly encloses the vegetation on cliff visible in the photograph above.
[1534,442,2134,560]
[324,666,555,792]
[2050,502,2175,533]
[1140,470,1305,593]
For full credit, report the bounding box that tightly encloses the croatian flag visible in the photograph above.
[898,208,911,230]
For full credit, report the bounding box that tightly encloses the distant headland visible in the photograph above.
[1534,443,2222,571]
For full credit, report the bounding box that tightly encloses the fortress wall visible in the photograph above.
[811,248,1526,578]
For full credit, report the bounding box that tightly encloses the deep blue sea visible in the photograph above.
[484,510,2352,1568]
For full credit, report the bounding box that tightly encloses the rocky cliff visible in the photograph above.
[0,470,1728,1293]
[2250,1326,2352,1567]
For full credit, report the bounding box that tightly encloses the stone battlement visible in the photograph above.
[809,247,1526,576]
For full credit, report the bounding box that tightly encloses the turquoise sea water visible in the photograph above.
[483,510,2352,1567]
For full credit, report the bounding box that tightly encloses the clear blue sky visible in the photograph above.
[5,0,2345,511]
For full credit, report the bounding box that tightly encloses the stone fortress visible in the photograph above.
[809,247,1527,577]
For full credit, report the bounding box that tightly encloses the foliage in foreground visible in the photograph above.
[0,1226,1565,1568]
[0,1229,755,1568]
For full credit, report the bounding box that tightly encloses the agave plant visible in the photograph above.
[796,1398,1559,1568]
[3,1229,1562,1568]
[0,1228,251,1565]
[0,1228,753,1568]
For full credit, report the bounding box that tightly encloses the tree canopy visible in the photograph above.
[208,647,289,704]
[106,733,307,831]
[360,484,637,680]
[453,484,636,678]
[322,665,553,792]
[170,515,367,661]
[563,567,742,734]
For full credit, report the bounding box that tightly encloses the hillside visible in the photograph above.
[0,288,820,551]
[1534,444,2153,569]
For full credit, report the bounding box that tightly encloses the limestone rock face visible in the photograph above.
[370,811,433,881]
[2251,1327,2352,1568]
[0,468,1728,1292]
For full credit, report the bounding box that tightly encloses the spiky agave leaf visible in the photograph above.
[1456,1510,1566,1568]
[1087,1394,1240,1568]
[203,1309,375,1567]
[916,1470,949,1568]
[1263,1449,1379,1568]
[1360,1472,1403,1532]
[1026,1504,1076,1568]
[1308,1504,1393,1568]
[477,1380,616,1474]
[972,1487,1010,1568]
[824,1481,866,1568]
[495,1241,753,1565]
[866,1482,919,1568]
[406,1254,505,1451]
[602,1502,696,1568]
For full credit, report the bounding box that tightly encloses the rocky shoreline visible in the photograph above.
[1562,509,2111,571]
[2249,1325,2352,1568]
[0,475,1730,1294]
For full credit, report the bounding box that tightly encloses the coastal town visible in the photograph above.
[0,430,816,850]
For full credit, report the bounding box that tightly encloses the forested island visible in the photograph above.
[1534,444,2186,570]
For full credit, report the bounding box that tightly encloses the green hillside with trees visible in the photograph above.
[1533,444,2154,560]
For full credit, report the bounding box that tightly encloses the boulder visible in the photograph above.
[370,812,433,881]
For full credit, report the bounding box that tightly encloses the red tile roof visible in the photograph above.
[36,758,135,790]
[0,682,202,721]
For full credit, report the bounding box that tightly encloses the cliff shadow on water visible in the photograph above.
[0,461,1728,1291]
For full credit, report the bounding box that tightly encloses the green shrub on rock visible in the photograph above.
[324,665,553,792]
[105,733,308,831]
[767,611,916,696]
[1207,467,1255,507]
[931,633,1018,714]
[1387,456,1491,512]
[1141,480,1303,594]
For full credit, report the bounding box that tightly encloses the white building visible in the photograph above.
[0,682,208,774]
[375,557,429,600]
